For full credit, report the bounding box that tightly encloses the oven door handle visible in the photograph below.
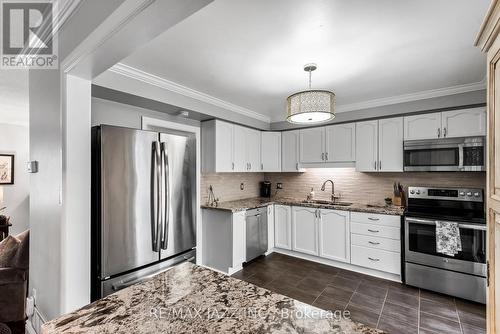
[406,218,486,231]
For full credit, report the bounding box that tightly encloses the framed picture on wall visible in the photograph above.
[0,154,14,185]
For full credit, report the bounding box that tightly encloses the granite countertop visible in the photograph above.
[42,262,384,334]
[202,197,405,216]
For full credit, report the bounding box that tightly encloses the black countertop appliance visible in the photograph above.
[260,181,272,198]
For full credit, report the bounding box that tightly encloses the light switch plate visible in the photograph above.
[27,161,38,173]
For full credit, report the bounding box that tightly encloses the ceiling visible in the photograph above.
[0,70,28,126]
[121,0,490,122]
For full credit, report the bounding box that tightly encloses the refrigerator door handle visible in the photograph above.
[160,142,170,250]
[152,141,161,252]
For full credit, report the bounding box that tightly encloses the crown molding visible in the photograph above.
[335,80,486,113]
[109,63,271,123]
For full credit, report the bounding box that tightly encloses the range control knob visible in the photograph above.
[416,190,421,195]
[459,191,465,196]
[410,190,415,194]
[466,192,472,196]
[474,192,480,197]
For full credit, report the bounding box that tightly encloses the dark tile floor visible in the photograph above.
[231,253,486,334]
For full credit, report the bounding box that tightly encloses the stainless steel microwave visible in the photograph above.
[403,136,485,172]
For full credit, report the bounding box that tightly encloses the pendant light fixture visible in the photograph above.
[286,63,335,124]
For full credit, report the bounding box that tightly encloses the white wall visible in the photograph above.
[0,123,29,235]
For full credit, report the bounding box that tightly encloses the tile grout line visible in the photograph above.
[375,288,389,329]
[454,298,464,334]
[417,289,421,334]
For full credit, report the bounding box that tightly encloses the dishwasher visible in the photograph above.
[246,207,268,262]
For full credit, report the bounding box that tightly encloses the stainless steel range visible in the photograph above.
[404,186,486,303]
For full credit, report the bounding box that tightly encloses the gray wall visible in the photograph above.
[271,89,486,130]
[0,123,29,235]
[92,97,201,129]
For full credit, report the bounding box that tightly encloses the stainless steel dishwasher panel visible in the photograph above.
[246,207,268,261]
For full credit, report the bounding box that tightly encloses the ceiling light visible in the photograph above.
[286,63,335,124]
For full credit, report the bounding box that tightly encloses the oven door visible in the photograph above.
[405,217,487,277]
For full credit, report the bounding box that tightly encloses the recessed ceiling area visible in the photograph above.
[120,0,490,122]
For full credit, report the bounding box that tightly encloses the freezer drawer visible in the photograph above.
[246,207,268,261]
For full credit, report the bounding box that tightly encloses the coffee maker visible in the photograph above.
[260,181,272,198]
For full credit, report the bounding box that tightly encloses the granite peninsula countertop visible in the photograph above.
[42,262,384,334]
[202,197,405,216]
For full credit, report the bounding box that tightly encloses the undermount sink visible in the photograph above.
[302,200,352,206]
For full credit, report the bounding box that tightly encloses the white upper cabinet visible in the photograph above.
[441,108,486,138]
[356,120,378,172]
[325,123,356,162]
[404,108,486,140]
[299,128,325,163]
[202,120,234,172]
[233,124,247,172]
[245,127,261,172]
[282,130,302,172]
[291,206,318,256]
[274,205,292,250]
[378,117,404,172]
[261,132,281,172]
[318,209,350,263]
[404,113,442,140]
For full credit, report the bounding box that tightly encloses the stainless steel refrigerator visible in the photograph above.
[91,125,196,300]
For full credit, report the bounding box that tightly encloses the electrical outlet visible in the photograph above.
[240,183,244,190]
[277,183,283,189]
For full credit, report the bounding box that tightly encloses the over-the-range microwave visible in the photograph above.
[403,136,485,172]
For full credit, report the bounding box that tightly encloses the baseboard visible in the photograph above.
[273,248,402,283]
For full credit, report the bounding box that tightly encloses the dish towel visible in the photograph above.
[436,221,462,256]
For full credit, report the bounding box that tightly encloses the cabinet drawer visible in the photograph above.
[351,245,401,275]
[350,212,400,227]
[351,234,401,252]
[351,222,400,240]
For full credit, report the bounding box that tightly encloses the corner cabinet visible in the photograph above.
[261,132,281,172]
[404,108,486,140]
[291,206,318,255]
[274,205,292,250]
[356,117,403,172]
[281,130,303,172]
[318,209,350,263]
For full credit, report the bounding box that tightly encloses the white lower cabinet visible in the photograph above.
[318,209,350,263]
[291,206,318,255]
[274,205,292,250]
[351,245,401,275]
[267,204,275,251]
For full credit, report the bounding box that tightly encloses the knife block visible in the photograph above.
[393,192,406,207]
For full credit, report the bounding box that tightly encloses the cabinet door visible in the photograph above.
[299,128,325,163]
[274,205,291,250]
[246,128,261,172]
[282,131,301,171]
[267,205,275,251]
[233,125,247,172]
[404,113,442,140]
[215,121,234,172]
[291,206,318,255]
[318,209,350,263]
[356,121,378,172]
[378,117,404,172]
[442,108,487,138]
[261,132,281,172]
[325,123,356,162]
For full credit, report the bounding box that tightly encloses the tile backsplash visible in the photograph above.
[265,168,486,205]
[201,173,265,204]
[201,169,486,205]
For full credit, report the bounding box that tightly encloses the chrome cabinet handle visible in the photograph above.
[325,152,328,160]
[296,162,299,170]
[374,161,377,170]
[368,229,379,233]
[321,152,325,161]
[261,163,264,170]
[443,127,447,137]
[368,217,380,221]
[232,162,234,170]
[368,257,380,261]
[438,128,441,138]
[379,161,381,170]
[368,241,380,245]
